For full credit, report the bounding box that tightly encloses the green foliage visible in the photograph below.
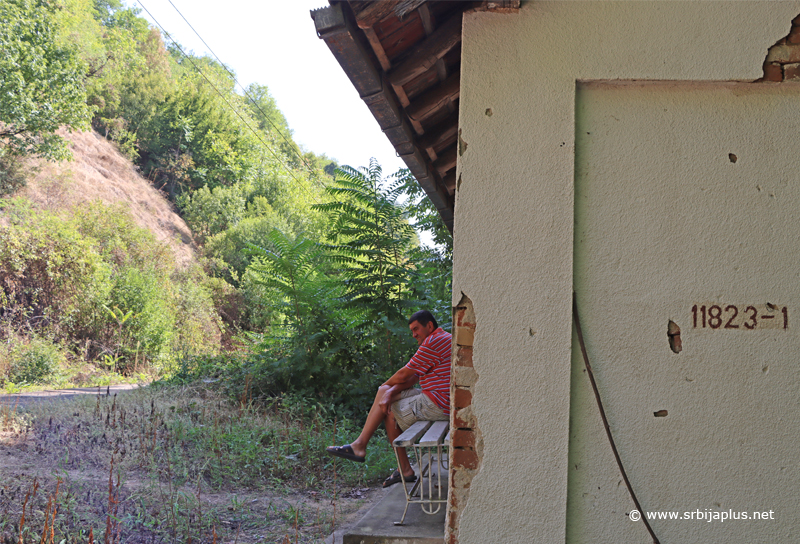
[3,335,66,385]
[314,161,419,367]
[241,230,373,411]
[0,151,32,197]
[244,83,292,147]
[246,229,324,324]
[178,184,249,242]
[394,168,453,256]
[239,161,450,414]
[107,265,176,365]
[137,67,259,195]
[0,199,222,376]
[393,169,453,326]
[58,0,174,160]
[0,202,109,331]
[0,0,91,160]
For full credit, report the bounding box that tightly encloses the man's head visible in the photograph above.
[408,310,438,345]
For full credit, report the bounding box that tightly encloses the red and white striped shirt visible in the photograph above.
[405,327,452,414]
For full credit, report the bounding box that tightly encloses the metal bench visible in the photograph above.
[391,420,449,525]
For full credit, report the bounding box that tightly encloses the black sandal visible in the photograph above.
[326,444,365,463]
[382,469,417,488]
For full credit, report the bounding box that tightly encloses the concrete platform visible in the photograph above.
[340,480,446,544]
[333,457,447,544]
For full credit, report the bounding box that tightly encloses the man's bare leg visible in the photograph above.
[337,386,414,477]
[385,411,414,477]
[348,384,391,458]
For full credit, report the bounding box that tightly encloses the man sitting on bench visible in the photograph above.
[326,310,451,487]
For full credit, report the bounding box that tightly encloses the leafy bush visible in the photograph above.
[0,201,110,332]
[106,265,176,366]
[238,162,451,414]
[172,265,225,357]
[0,198,224,376]
[0,151,30,196]
[4,335,66,385]
[0,0,91,160]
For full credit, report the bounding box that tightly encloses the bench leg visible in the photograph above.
[392,446,414,525]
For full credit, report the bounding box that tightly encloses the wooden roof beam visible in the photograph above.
[387,13,462,88]
[418,111,459,151]
[417,4,448,83]
[312,4,382,98]
[313,1,459,232]
[442,172,456,194]
[407,71,460,122]
[433,146,457,176]
[350,0,428,29]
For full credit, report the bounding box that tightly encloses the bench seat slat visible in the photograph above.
[419,421,449,446]
[444,430,451,444]
[393,420,432,447]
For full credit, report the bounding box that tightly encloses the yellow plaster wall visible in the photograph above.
[454,2,800,542]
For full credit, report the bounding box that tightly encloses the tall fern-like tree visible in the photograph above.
[313,160,417,368]
[246,229,322,327]
[392,168,453,328]
[245,229,371,410]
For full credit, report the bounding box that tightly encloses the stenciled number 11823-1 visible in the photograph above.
[691,304,788,330]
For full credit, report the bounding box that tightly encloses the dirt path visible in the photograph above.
[0,383,146,409]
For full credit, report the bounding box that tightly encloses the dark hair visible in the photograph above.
[408,310,438,329]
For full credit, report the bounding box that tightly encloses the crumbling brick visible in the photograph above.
[766,44,800,63]
[453,406,476,429]
[454,387,472,409]
[783,62,800,80]
[452,448,479,470]
[455,346,473,367]
[762,61,783,82]
[451,428,476,449]
[453,365,478,387]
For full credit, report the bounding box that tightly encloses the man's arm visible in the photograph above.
[383,366,418,388]
[378,366,419,414]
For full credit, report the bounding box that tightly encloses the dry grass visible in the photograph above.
[0,385,386,543]
[11,129,195,268]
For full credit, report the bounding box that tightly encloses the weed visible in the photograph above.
[0,384,394,543]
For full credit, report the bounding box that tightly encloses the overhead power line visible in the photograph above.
[135,0,323,204]
[165,0,326,190]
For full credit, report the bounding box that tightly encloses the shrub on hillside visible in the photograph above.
[106,265,176,366]
[0,198,224,375]
[172,265,225,357]
[0,201,109,332]
[0,152,30,196]
[2,335,66,385]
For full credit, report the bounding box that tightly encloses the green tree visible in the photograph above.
[393,168,453,325]
[314,160,418,367]
[0,0,91,160]
[244,229,374,411]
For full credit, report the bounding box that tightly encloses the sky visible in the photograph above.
[133,0,407,176]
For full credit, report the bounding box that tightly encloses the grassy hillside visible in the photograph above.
[12,129,196,266]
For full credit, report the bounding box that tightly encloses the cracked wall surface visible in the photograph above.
[445,295,481,544]
[762,13,800,81]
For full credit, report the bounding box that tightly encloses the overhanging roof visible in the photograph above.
[311,0,519,232]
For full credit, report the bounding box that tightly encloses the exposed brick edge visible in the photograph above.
[760,13,800,81]
[445,294,481,544]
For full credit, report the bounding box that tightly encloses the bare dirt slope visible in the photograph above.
[13,129,195,266]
